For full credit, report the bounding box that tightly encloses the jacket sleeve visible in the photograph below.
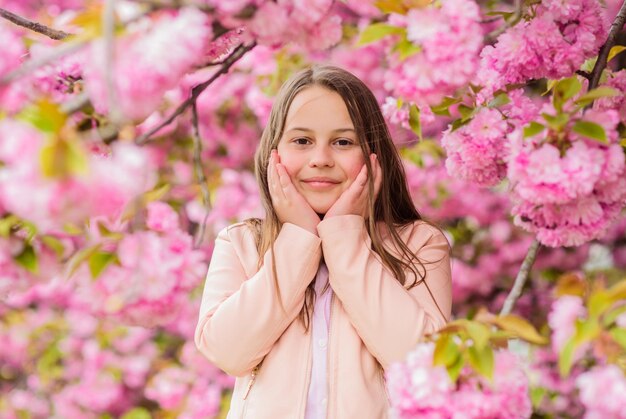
[194,222,322,376]
[317,215,452,369]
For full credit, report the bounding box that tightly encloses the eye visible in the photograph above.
[334,138,355,147]
[293,137,311,145]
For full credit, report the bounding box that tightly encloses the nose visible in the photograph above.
[308,143,334,168]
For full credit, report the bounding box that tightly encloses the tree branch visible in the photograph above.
[135,41,256,145]
[499,238,541,316]
[589,0,626,91]
[485,0,523,44]
[0,7,71,40]
[191,101,213,248]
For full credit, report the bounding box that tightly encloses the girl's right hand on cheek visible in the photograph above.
[268,150,320,235]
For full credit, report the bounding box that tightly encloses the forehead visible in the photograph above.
[284,85,354,131]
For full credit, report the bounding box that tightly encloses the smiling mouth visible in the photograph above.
[301,178,340,189]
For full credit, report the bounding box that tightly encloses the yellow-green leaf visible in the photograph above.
[608,45,626,63]
[555,273,587,297]
[15,243,38,274]
[446,349,465,382]
[408,104,422,140]
[523,121,546,138]
[468,345,494,380]
[0,215,19,237]
[120,407,151,419]
[572,120,607,143]
[19,101,67,134]
[558,337,576,377]
[374,0,409,14]
[574,86,619,106]
[487,92,510,108]
[392,37,421,60]
[41,235,65,258]
[541,112,569,130]
[40,137,89,178]
[552,76,582,112]
[431,96,462,117]
[493,314,548,345]
[433,334,461,367]
[88,251,117,279]
[573,318,601,345]
[358,23,405,45]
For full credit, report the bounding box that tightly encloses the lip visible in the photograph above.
[301,177,341,189]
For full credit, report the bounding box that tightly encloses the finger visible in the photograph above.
[372,154,382,196]
[276,163,294,190]
[269,152,285,200]
[345,164,368,199]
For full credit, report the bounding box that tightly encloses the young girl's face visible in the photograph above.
[277,85,365,215]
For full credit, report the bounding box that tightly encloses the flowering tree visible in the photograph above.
[1,0,625,417]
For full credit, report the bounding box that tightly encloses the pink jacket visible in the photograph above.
[195,215,452,419]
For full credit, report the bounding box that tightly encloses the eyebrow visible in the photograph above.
[285,127,356,134]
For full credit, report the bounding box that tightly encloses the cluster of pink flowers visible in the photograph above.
[440,89,540,186]
[245,0,342,51]
[441,108,509,186]
[188,169,263,234]
[507,109,626,247]
[0,120,157,234]
[84,7,212,121]
[387,342,532,418]
[576,364,626,418]
[383,0,483,106]
[73,218,205,327]
[479,0,608,96]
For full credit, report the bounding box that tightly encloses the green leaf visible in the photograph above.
[463,320,491,351]
[433,334,461,367]
[468,345,494,380]
[446,350,465,382]
[608,45,626,63]
[487,92,510,108]
[492,314,548,345]
[40,137,89,178]
[530,386,547,407]
[120,408,152,419]
[374,0,408,14]
[88,251,117,279]
[0,215,19,237]
[573,317,601,345]
[392,37,421,60]
[523,122,546,138]
[451,117,471,132]
[558,337,576,377]
[430,96,462,117]
[552,77,582,111]
[588,289,611,318]
[408,104,422,140]
[574,86,620,107]
[541,112,569,130]
[19,101,67,134]
[41,235,65,258]
[358,23,405,45]
[67,244,102,277]
[572,120,607,143]
[15,243,38,274]
[458,104,476,121]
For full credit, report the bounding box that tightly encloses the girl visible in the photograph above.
[195,65,452,419]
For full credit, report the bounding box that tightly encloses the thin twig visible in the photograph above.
[0,7,71,40]
[500,239,541,316]
[135,41,256,145]
[485,0,523,43]
[191,102,213,248]
[589,0,626,91]
[0,38,87,84]
[576,70,592,81]
[103,0,122,125]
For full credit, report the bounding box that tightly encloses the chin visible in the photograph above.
[310,201,334,216]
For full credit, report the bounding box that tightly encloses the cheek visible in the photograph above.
[276,150,302,177]
[345,156,365,180]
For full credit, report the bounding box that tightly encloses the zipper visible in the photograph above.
[326,292,336,417]
[243,365,259,400]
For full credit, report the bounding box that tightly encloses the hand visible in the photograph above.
[268,150,320,235]
[325,153,382,219]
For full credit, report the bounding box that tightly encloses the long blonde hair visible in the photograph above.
[245,65,446,331]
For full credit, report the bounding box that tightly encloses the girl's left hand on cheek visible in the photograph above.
[325,153,381,219]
